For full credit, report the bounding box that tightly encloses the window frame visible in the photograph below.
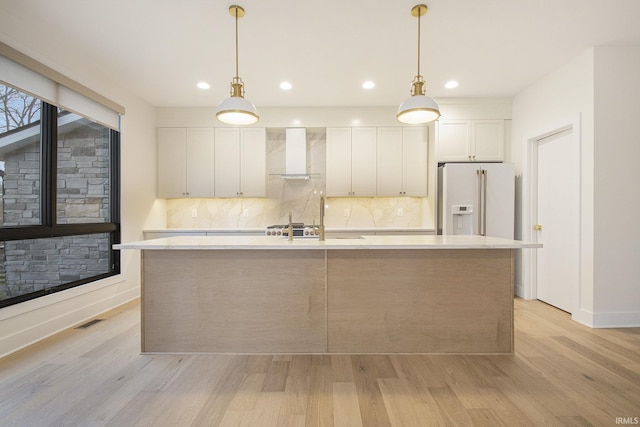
[0,101,121,308]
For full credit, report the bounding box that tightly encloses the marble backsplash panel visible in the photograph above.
[166,128,430,229]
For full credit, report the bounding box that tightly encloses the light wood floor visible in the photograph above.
[1,299,639,426]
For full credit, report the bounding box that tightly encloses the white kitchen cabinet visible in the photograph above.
[326,128,351,196]
[472,120,504,161]
[376,127,403,196]
[437,119,504,162]
[214,127,266,197]
[376,127,428,196]
[402,127,429,196]
[157,127,215,198]
[326,127,376,197]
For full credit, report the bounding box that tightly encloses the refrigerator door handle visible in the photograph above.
[482,169,488,236]
[477,169,482,235]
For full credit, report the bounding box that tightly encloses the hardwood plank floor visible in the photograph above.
[1,298,639,426]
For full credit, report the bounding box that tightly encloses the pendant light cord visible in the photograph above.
[417,8,421,77]
[235,8,239,79]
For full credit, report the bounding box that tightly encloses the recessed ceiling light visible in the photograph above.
[197,82,210,90]
[445,80,459,89]
[280,81,293,90]
[362,81,375,89]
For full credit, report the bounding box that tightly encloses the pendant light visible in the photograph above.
[397,4,440,124]
[216,5,259,125]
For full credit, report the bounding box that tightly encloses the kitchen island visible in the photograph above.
[115,235,540,354]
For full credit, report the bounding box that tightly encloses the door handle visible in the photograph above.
[534,224,542,231]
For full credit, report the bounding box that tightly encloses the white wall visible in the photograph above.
[592,46,640,324]
[512,46,640,327]
[0,13,158,357]
[511,49,595,318]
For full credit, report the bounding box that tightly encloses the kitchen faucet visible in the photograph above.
[288,211,293,241]
[319,196,326,241]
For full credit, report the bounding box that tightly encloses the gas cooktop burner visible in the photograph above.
[265,223,319,238]
[266,223,304,229]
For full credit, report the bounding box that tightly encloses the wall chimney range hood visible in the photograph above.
[282,128,310,180]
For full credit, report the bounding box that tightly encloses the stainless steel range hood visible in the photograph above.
[283,128,310,180]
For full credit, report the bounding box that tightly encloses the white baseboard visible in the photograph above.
[0,280,139,359]
[573,308,640,328]
[514,282,534,300]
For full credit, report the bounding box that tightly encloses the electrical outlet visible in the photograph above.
[243,208,249,218]
[344,208,351,217]
[397,208,404,217]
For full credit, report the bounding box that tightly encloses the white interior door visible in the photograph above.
[535,129,579,313]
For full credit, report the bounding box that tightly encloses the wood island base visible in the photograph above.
[141,248,513,354]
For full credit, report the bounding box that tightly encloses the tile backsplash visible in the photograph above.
[165,128,433,229]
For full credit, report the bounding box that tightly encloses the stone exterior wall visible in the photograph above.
[1,118,111,299]
[57,122,110,224]
[1,135,41,226]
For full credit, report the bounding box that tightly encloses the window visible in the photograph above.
[0,84,120,307]
[0,85,42,226]
[57,111,111,224]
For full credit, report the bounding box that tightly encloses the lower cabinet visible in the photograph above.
[144,230,264,239]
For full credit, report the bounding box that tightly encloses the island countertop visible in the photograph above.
[114,234,540,251]
[127,234,541,354]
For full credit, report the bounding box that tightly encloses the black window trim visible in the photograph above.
[0,101,121,308]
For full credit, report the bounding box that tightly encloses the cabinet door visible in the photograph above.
[472,119,504,161]
[437,120,471,161]
[326,128,352,197]
[157,128,186,198]
[402,127,428,196]
[185,128,215,197]
[240,128,266,197]
[350,127,377,196]
[376,127,403,196]
[214,128,241,197]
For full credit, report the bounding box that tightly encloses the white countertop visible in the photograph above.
[115,235,541,250]
[143,227,435,233]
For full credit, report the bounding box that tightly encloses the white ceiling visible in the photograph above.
[2,0,640,108]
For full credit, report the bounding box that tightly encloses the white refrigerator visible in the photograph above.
[437,163,515,239]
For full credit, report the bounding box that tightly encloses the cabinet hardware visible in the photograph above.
[534,224,542,231]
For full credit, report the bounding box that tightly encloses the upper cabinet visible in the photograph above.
[327,126,428,198]
[157,128,215,198]
[157,127,265,199]
[326,127,377,197]
[437,119,504,162]
[214,127,266,197]
[377,127,428,197]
